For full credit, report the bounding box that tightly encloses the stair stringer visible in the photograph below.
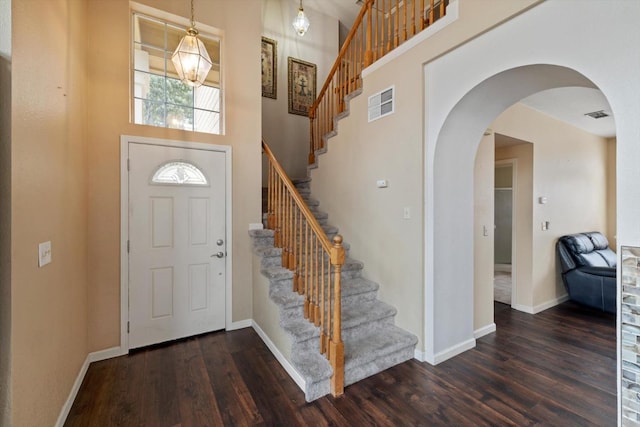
[307,88,363,173]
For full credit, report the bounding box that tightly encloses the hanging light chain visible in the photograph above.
[190,0,196,29]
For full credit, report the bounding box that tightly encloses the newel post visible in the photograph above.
[329,234,345,396]
[364,0,374,67]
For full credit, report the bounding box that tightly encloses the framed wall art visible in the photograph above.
[261,37,277,99]
[288,57,316,116]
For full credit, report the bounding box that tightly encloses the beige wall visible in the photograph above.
[607,137,617,247]
[493,103,610,310]
[262,0,339,180]
[309,0,540,353]
[11,0,89,425]
[87,0,262,352]
[0,0,11,424]
[473,134,495,332]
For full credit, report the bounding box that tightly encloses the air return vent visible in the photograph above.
[368,86,394,122]
[584,110,609,119]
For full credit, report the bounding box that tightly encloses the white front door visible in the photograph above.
[128,142,226,349]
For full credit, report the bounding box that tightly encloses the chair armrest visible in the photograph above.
[576,266,616,278]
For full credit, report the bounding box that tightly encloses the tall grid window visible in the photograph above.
[132,12,222,134]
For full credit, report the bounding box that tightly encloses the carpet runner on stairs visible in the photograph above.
[249,177,418,401]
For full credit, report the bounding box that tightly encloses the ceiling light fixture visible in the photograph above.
[292,0,310,36]
[171,0,212,88]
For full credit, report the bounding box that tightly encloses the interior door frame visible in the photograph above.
[494,159,517,308]
[120,135,232,353]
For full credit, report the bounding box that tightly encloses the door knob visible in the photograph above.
[212,252,225,258]
[216,239,224,246]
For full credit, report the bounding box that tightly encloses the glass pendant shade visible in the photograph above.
[171,28,213,88]
[292,7,310,36]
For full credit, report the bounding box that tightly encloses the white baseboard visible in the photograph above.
[433,337,476,365]
[55,355,90,427]
[413,348,426,362]
[89,346,126,363]
[251,321,306,392]
[513,294,569,315]
[56,346,126,427]
[474,323,496,339]
[227,319,252,331]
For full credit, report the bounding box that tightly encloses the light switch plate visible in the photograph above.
[38,241,52,267]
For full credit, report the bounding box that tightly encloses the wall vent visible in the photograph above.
[584,110,609,119]
[368,86,394,122]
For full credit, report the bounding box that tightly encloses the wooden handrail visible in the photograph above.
[263,139,345,397]
[308,0,449,165]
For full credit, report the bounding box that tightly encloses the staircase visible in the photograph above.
[250,177,417,402]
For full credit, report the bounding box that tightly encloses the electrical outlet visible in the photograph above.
[376,179,388,188]
[38,241,52,267]
[403,207,411,219]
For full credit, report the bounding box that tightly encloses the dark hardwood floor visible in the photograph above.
[65,301,616,426]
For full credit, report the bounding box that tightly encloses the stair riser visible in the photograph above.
[277,287,379,324]
[252,237,274,247]
[344,345,415,387]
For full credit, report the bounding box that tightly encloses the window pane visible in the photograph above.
[194,110,220,134]
[166,77,193,108]
[166,105,194,130]
[152,161,208,186]
[140,99,166,127]
[194,85,219,111]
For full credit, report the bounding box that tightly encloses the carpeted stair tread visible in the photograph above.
[249,229,274,238]
[270,276,376,309]
[341,300,396,330]
[292,351,332,384]
[283,317,320,342]
[344,324,418,371]
[261,266,294,281]
[253,246,281,258]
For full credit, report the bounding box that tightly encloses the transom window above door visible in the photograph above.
[131,11,223,134]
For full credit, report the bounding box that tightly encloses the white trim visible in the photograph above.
[474,323,496,339]
[251,321,306,392]
[494,264,511,273]
[55,355,90,427]
[227,319,252,331]
[88,346,126,363]
[413,348,426,362]
[120,135,233,354]
[433,337,476,365]
[362,0,459,79]
[512,294,569,315]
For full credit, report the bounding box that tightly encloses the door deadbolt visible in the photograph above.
[216,239,224,246]
[212,251,225,258]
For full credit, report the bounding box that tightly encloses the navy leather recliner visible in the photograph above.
[556,232,616,313]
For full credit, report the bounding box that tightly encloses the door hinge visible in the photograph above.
[127,240,130,253]
[127,321,130,333]
[127,158,130,171]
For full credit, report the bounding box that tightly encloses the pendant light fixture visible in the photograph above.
[171,0,212,87]
[292,0,310,36]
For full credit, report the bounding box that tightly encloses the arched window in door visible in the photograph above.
[151,161,209,186]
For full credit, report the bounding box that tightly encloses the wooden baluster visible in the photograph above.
[386,0,392,53]
[380,0,385,58]
[310,234,316,323]
[274,178,280,247]
[266,162,272,229]
[402,0,407,42]
[439,0,445,19]
[329,235,345,396]
[420,0,425,30]
[411,0,416,37]
[314,237,320,326]
[281,193,288,266]
[304,220,310,317]
[394,0,399,47]
[326,259,332,358]
[309,113,315,165]
[365,0,373,66]
[320,250,326,354]
[429,0,434,27]
[289,205,296,270]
